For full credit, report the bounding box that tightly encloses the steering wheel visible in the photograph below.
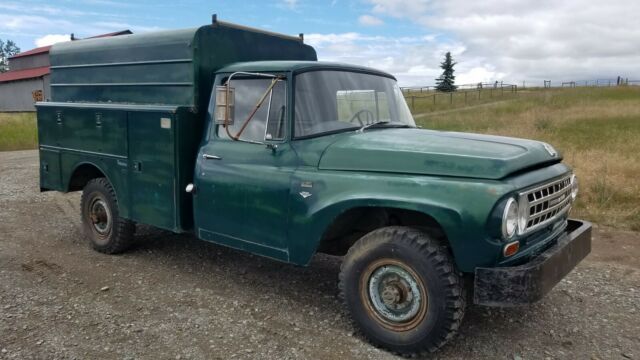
[349,109,375,126]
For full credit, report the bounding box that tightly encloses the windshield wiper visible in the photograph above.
[358,121,389,132]
[358,121,412,132]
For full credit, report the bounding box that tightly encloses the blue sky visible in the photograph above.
[2,0,638,86]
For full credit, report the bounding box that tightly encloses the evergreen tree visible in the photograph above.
[0,39,21,73]
[435,52,457,92]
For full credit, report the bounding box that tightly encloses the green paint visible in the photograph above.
[38,23,575,274]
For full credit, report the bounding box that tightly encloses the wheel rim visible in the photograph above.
[89,197,112,239]
[360,259,428,331]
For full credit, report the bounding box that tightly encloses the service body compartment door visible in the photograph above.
[127,111,177,231]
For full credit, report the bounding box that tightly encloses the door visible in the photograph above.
[193,77,295,261]
[128,111,176,231]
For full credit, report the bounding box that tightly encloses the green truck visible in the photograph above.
[36,18,591,355]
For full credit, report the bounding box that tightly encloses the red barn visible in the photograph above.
[0,30,132,111]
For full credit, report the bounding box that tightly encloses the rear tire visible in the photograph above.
[339,226,465,355]
[80,178,134,254]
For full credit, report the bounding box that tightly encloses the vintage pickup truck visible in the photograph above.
[36,17,591,355]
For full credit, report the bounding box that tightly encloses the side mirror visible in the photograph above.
[214,85,234,125]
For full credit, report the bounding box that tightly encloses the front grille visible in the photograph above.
[518,175,573,235]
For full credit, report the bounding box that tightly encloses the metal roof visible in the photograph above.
[0,66,49,83]
[86,30,132,39]
[9,46,52,59]
[8,30,132,60]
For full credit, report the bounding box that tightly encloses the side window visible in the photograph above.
[217,79,286,142]
[265,81,286,141]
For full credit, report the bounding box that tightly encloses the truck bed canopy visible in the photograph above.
[49,22,317,110]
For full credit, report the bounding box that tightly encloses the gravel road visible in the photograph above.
[1,150,638,360]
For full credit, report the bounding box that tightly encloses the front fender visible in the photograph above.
[287,169,511,271]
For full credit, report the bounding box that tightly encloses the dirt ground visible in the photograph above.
[1,150,638,360]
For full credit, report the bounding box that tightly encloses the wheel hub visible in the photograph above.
[381,284,401,306]
[362,260,428,331]
[89,198,111,235]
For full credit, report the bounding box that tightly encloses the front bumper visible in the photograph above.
[473,219,591,306]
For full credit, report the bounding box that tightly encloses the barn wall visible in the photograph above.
[0,77,45,111]
[43,74,51,101]
[8,53,50,71]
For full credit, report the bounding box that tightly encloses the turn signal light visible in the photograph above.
[503,241,520,257]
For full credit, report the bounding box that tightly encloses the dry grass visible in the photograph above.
[413,86,640,230]
[0,112,37,151]
[405,87,518,114]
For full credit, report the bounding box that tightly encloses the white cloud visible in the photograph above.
[282,0,298,9]
[35,34,70,47]
[306,32,468,86]
[364,0,640,83]
[0,14,73,32]
[358,15,384,26]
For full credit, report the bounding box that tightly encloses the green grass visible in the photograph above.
[0,112,37,151]
[411,86,640,231]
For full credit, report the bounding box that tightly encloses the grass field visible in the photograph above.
[413,86,640,231]
[405,87,518,114]
[0,112,37,151]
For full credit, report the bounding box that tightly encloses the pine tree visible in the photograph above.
[0,39,21,73]
[435,52,457,92]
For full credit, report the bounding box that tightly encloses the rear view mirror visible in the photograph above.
[214,85,235,125]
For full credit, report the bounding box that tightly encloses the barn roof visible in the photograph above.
[2,30,132,84]
[8,30,132,60]
[9,46,52,59]
[0,66,50,83]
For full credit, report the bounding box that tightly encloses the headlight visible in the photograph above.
[502,198,518,239]
[570,174,579,201]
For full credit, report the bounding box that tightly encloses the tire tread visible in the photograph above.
[338,226,466,356]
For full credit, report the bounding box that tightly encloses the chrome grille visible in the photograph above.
[518,175,573,235]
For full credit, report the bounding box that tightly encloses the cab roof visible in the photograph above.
[217,61,396,80]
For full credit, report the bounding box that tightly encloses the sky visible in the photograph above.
[1,0,638,87]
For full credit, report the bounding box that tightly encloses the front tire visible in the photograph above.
[339,226,465,355]
[80,178,134,254]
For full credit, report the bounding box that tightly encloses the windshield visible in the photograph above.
[294,71,415,138]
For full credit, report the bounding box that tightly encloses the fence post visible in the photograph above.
[450,92,453,104]
[490,89,493,98]
[411,96,415,110]
[433,94,436,105]
[478,89,481,99]
[465,91,468,104]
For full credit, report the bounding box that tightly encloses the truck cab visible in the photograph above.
[36,19,591,356]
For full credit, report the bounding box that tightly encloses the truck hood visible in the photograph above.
[318,128,561,179]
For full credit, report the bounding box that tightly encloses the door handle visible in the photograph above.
[202,154,222,160]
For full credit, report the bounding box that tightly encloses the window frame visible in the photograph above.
[290,68,410,141]
[209,72,290,145]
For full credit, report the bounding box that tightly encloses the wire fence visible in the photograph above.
[401,78,639,114]
[402,84,518,114]
[520,77,638,89]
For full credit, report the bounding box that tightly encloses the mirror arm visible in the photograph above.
[222,72,283,141]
